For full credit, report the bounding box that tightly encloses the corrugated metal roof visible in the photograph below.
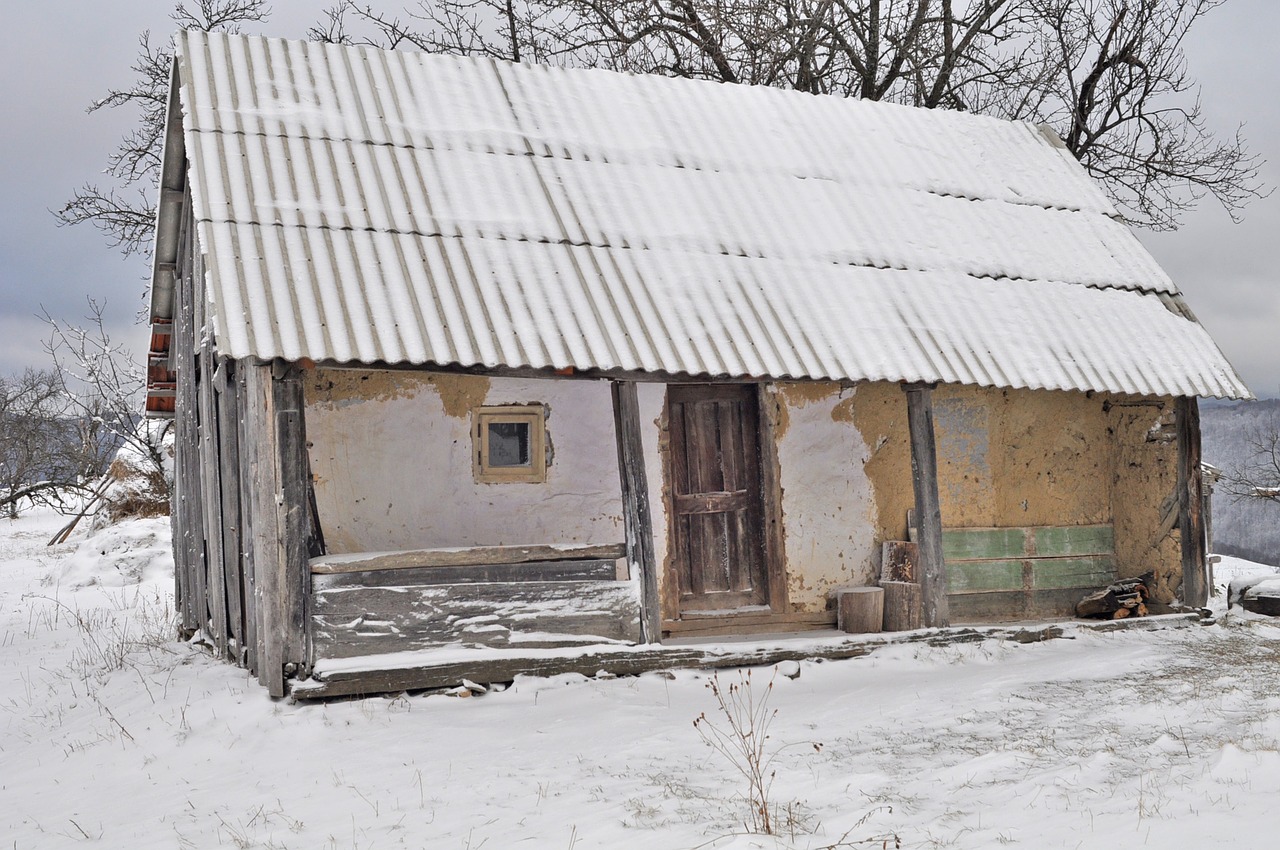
[151,30,1251,400]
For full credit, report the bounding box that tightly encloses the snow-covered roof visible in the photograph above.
[149,30,1251,400]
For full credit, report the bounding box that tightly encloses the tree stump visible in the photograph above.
[881,581,922,631]
[837,587,884,634]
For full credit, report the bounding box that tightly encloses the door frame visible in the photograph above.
[660,382,787,627]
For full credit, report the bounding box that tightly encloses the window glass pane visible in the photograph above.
[488,421,531,467]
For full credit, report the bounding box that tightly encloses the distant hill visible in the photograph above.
[1201,399,1280,566]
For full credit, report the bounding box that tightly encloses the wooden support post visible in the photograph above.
[1176,396,1207,608]
[275,364,313,676]
[612,380,660,643]
[903,383,949,627]
[244,361,312,696]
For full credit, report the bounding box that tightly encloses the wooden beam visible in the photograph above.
[311,543,627,574]
[1176,396,1208,607]
[903,383,949,627]
[612,381,660,643]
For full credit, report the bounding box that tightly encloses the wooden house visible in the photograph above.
[145,31,1251,698]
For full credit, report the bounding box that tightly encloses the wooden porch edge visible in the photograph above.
[289,612,1204,701]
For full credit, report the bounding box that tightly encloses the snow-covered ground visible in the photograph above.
[5,510,1280,849]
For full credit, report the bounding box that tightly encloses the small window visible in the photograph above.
[473,405,546,483]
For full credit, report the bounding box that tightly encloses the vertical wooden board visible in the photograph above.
[169,208,195,634]
[1029,556,1117,590]
[215,361,246,663]
[197,340,229,659]
[182,249,208,638]
[236,367,259,676]
[611,381,659,643]
[945,559,1025,593]
[941,528,1027,561]
[1031,525,1115,557]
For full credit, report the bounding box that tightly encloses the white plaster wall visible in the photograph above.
[771,384,880,610]
[306,372,625,553]
[637,383,669,586]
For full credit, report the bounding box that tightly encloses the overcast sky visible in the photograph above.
[1,1,1275,397]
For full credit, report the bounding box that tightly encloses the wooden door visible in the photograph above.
[668,384,772,614]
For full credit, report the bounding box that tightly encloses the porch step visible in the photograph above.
[291,612,1202,700]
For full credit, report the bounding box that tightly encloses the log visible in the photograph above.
[881,581,922,632]
[837,587,884,634]
[880,541,918,583]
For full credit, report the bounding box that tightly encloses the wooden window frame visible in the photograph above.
[473,405,547,484]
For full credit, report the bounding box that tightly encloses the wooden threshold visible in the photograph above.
[311,543,627,575]
[662,610,837,638]
[290,613,1203,700]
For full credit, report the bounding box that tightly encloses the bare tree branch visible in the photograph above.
[54,1,271,259]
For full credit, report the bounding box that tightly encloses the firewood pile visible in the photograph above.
[1075,572,1154,619]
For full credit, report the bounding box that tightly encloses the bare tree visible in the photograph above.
[43,301,173,512]
[54,0,271,258]
[1222,411,1280,505]
[991,0,1264,229]
[0,370,88,518]
[313,0,1263,229]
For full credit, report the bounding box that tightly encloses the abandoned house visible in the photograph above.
[144,31,1252,698]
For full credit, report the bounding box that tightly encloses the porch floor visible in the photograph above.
[291,612,1205,700]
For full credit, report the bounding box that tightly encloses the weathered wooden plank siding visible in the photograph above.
[311,579,642,659]
[197,335,228,658]
[243,364,285,695]
[214,360,246,662]
[235,367,260,677]
[935,524,1119,622]
[173,194,207,637]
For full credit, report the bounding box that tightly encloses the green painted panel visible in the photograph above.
[941,528,1027,561]
[946,559,1025,593]
[1030,555,1117,590]
[1031,525,1114,557]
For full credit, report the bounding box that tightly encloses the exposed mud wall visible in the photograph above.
[305,369,624,553]
[931,386,1113,528]
[1108,398,1181,602]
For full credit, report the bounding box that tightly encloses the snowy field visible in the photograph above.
[4,510,1280,849]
